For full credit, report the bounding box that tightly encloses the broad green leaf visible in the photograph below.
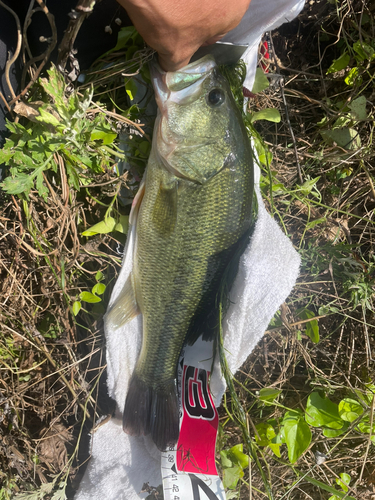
[220,450,232,468]
[348,96,367,121]
[255,422,273,446]
[328,495,341,500]
[326,53,350,74]
[90,128,117,145]
[79,291,101,303]
[1,173,34,196]
[259,388,282,403]
[345,67,362,86]
[336,473,351,492]
[228,444,249,469]
[251,108,281,123]
[222,465,243,490]
[82,216,116,236]
[252,68,269,93]
[72,301,81,316]
[296,308,319,344]
[112,26,137,51]
[95,271,104,282]
[114,215,129,234]
[320,128,361,150]
[36,108,61,127]
[92,283,106,296]
[357,420,375,435]
[283,410,311,463]
[255,422,281,456]
[338,398,363,422]
[125,79,138,101]
[353,40,375,62]
[305,392,343,429]
[322,422,349,437]
[269,442,282,458]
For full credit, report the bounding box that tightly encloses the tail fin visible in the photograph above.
[123,374,179,451]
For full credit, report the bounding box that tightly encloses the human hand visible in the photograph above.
[116,0,251,71]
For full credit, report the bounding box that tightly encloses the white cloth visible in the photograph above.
[222,0,305,91]
[75,1,304,498]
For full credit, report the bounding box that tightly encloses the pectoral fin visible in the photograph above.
[106,274,140,328]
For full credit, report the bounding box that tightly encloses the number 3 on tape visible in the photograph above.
[161,338,226,500]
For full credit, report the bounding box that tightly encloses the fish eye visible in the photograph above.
[207,88,225,107]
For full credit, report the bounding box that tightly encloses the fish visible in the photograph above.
[106,56,254,451]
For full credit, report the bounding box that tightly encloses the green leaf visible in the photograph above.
[338,398,363,422]
[95,271,104,282]
[299,176,320,196]
[326,52,350,74]
[35,108,61,127]
[255,422,273,446]
[222,466,243,490]
[137,140,151,157]
[92,283,106,296]
[125,79,138,101]
[1,173,34,196]
[283,410,312,463]
[353,40,375,62]
[82,216,116,236]
[258,388,282,403]
[305,392,343,429]
[296,308,319,343]
[220,450,233,469]
[304,475,356,500]
[113,26,137,51]
[90,128,117,145]
[322,422,349,437]
[225,492,239,500]
[114,215,129,234]
[252,68,270,93]
[306,217,326,230]
[355,383,375,405]
[251,108,281,123]
[269,441,282,458]
[72,301,81,316]
[79,291,102,303]
[345,67,361,86]
[228,444,249,469]
[320,128,361,150]
[336,473,351,492]
[348,96,367,121]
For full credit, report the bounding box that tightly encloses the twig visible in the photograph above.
[11,0,57,104]
[0,0,22,100]
[358,395,374,484]
[268,32,303,184]
[57,0,97,72]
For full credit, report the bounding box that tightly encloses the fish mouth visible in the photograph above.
[150,56,221,182]
[150,55,217,110]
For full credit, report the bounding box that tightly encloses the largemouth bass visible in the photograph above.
[106,56,254,451]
